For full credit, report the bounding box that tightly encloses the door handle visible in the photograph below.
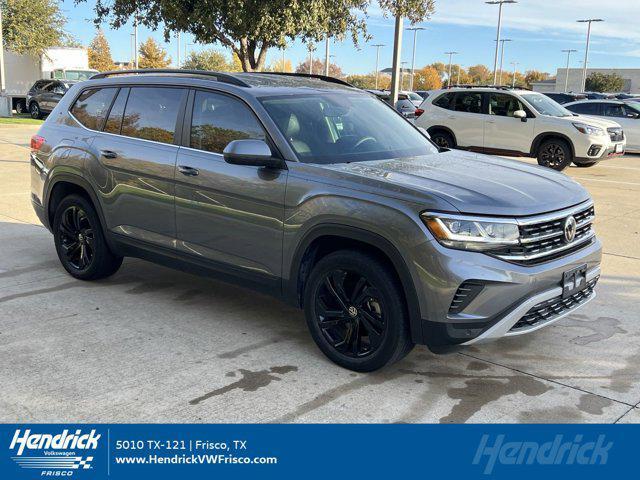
[178,165,199,176]
[100,150,118,159]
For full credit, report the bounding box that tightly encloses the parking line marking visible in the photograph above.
[573,177,640,187]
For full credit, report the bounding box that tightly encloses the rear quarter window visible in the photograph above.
[70,88,117,130]
[433,93,453,110]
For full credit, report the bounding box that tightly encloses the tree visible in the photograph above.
[467,64,492,85]
[83,0,436,72]
[413,66,442,90]
[524,70,550,88]
[429,62,447,81]
[138,38,171,69]
[343,73,390,90]
[88,30,115,71]
[295,59,343,77]
[585,72,625,93]
[1,0,69,55]
[182,49,231,71]
[267,58,293,73]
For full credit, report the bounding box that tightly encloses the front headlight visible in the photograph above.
[572,122,605,136]
[421,213,520,251]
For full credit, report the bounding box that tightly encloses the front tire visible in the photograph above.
[537,138,572,171]
[53,194,123,280]
[303,250,414,372]
[29,102,42,119]
[430,130,456,149]
[574,161,598,168]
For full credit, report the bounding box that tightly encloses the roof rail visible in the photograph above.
[89,69,250,87]
[444,84,532,91]
[245,71,355,87]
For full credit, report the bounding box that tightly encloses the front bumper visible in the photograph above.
[461,266,599,344]
[574,133,625,162]
[414,233,602,348]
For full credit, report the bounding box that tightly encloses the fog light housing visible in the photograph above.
[588,145,602,157]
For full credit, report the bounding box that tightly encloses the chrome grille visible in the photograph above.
[608,127,624,142]
[510,276,598,331]
[490,202,595,265]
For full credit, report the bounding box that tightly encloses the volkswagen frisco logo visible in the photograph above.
[564,216,577,243]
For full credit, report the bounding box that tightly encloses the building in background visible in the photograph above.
[531,68,640,93]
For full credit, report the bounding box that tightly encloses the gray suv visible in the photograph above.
[30,70,602,371]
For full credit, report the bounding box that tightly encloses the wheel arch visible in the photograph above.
[286,224,423,343]
[530,132,576,158]
[426,126,457,145]
[45,174,108,239]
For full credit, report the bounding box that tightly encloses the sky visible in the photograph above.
[62,0,640,76]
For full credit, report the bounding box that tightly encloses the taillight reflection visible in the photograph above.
[414,108,425,117]
[30,135,45,151]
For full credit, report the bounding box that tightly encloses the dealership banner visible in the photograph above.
[0,423,635,478]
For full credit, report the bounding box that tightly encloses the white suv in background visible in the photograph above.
[415,86,626,170]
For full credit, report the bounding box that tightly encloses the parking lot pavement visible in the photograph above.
[0,124,638,423]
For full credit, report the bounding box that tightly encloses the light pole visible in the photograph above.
[497,38,512,84]
[184,42,194,63]
[577,19,603,92]
[445,51,459,87]
[133,18,139,69]
[510,61,519,87]
[457,64,463,85]
[562,49,577,92]
[324,37,330,76]
[0,4,8,117]
[372,44,385,89]
[307,43,316,74]
[389,15,404,106]
[176,31,181,68]
[400,61,408,90]
[486,0,517,85]
[281,46,286,72]
[406,27,426,91]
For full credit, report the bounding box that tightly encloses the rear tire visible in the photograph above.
[29,102,42,119]
[53,194,123,280]
[537,138,572,171]
[15,100,26,114]
[303,250,414,372]
[430,130,456,150]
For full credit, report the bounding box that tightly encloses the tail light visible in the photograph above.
[414,108,425,117]
[30,135,45,151]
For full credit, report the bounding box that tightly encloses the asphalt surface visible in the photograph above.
[0,124,639,423]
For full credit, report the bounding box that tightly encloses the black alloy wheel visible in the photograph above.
[53,194,123,280]
[537,139,572,171]
[315,269,387,358]
[304,250,414,372]
[58,206,95,271]
[431,131,455,149]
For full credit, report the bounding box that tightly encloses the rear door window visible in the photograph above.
[433,93,454,110]
[452,92,484,114]
[103,88,130,134]
[120,87,186,144]
[603,103,626,118]
[70,88,117,130]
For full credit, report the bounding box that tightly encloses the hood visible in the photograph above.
[321,150,590,216]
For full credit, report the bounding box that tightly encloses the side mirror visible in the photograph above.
[513,110,527,121]
[223,139,284,169]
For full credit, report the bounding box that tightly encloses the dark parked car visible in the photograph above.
[366,89,418,119]
[542,92,586,104]
[26,80,77,119]
[30,70,601,371]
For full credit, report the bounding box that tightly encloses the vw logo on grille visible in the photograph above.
[564,216,577,243]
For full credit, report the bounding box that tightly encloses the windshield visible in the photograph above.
[260,93,438,164]
[56,70,96,81]
[521,93,574,117]
[407,92,423,101]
